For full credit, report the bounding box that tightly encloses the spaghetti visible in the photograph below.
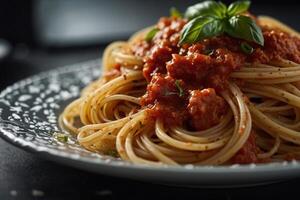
[59,5,300,165]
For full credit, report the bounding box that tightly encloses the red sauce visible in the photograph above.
[167,48,245,91]
[231,132,259,164]
[132,17,300,129]
[249,28,300,63]
[129,16,300,162]
[140,74,188,126]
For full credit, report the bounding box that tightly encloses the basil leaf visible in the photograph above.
[170,7,182,18]
[179,16,224,45]
[227,1,251,16]
[185,1,227,20]
[145,28,159,42]
[225,15,264,45]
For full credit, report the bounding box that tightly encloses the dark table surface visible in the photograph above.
[1,5,300,198]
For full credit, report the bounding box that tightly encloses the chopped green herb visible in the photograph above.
[54,133,68,143]
[170,7,182,18]
[203,49,214,56]
[164,91,178,96]
[145,28,159,42]
[240,42,254,54]
[106,150,119,158]
[175,80,184,97]
[180,1,264,46]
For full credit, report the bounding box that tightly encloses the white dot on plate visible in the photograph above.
[184,164,194,169]
[10,190,17,196]
[32,189,44,197]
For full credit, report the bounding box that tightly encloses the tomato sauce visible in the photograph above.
[133,17,300,129]
[130,16,300,162]
[231,132,259,164]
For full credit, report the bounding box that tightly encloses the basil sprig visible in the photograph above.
[170,7,182,18]
[180,1,264,46]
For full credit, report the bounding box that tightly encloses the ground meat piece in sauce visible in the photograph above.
[141,74,188,126]
[140,74,183,105]
[155,17,186,46]
[149,103,188,126]
[187,89,227,130]
[249,28,300,63]
[143,45,173,82]
[167,47,245,91]
[167,53,212,84]
[141,17,187,81]
[205,48,245,91]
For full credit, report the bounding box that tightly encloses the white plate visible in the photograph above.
[1,59,300,187]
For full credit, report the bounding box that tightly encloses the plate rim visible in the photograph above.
[1,59,300,176]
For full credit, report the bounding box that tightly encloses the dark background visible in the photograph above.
[0,0,300,199]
